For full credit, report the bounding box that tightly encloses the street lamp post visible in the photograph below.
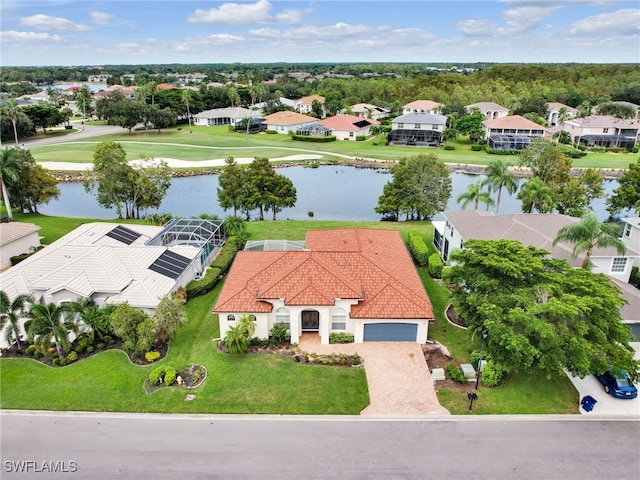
[475,329,488,390]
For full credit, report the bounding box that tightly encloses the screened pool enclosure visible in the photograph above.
[487,134,532,150]
[387,129,442,146]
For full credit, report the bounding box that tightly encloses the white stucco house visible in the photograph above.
[262,111,318,134]
[295,95,327,118]
[466,102,509,120]
[433,210,639,284]
[546,102,577,126]
[349,103,391,120]
[560,115,638,150]
[214,229,434,345]
[622,216,640,269]
[483,115,546,150]
[0,222,41,270]
[319,114,379,141]
[402,100,442,115]
[193,107,254,126]
[387,112,447,146]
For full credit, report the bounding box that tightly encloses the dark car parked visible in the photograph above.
[595,370,638,399]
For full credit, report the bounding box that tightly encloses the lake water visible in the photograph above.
[39,165,625,221]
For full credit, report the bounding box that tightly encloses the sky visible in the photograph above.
[1,0,639,66]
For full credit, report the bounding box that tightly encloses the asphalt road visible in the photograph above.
[1,412,639,480]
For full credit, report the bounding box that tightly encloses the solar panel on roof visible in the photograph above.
[105,225,142,245]
[148,250,191,279]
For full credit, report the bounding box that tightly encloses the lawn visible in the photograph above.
[0,214,579,414]
[28,125,637,170]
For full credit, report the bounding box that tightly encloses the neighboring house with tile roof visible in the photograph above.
[560,115,638,150]
[349,103,390,120]
[214,229,434,344]
[0,222,41,270]
[403,100,442,115]
[466,102,509,120]
[319,114,379,140]
[483,115,546,150]
[546,102,578,126]
[295,95,327,117]
[262,111,318,134]
[193,107,254,126]
[0,220,225,343]
[433,210,638,284]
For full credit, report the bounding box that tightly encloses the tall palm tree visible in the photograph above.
[482,159,519,214]
[181,89,193,134]
[0,291,34,350]
[0,147,22,220]
[517,178,555,213]
[552,213,626,268]
[25,303,75,359]
[5,98,20,145]
[457,180,495,211]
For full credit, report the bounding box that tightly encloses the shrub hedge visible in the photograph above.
[329,332,355,344]
[186,235,240,299]
[428,253,443,278]
[291,134,336,143]
[408,231,430,266]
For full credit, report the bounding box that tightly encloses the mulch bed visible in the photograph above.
[422,342,474,392]
[445,304,468,328]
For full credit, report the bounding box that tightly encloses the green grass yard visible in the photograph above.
[28,125,637,170]
[0,215,579,414]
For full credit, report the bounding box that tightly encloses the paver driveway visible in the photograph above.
[298,335,450,416]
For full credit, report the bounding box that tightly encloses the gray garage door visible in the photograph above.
[363,323,417,342]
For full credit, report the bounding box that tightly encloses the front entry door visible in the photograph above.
[301,310,319,331]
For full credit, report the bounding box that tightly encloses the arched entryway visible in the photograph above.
[301,309,320,332]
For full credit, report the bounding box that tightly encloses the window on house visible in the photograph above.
[432,125,439,129]
[603,128,609,133]
[415,124,421,129]
[249,314,257,321]
[227,314,236,322]
[331,308,347,330]
[611,257,627,273]
[624,223,632,237]
[398,123,404,128]
[275,307,290,328]
[349,131,354,137]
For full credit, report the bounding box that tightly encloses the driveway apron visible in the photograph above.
[298,336,450,416]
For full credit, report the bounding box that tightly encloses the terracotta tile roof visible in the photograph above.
[298,95,325,105]
[483,115,545,129]
[319,114,379,131]
[547,102,577,113]
[404,100,441,110]
[156,83,174,90]
[467,102,508,111]
[214,229,433,320]
[262,111,318,126]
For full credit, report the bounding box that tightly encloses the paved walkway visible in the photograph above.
[298,335,450,416]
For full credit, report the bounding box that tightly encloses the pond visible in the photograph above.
[38,165,625,221]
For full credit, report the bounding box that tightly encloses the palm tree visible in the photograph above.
[0,147,22,220]
[5,98,20,145]
[482,159,519,214]
[517,178,555,213]
[0,291,34,350]
[457,180,495,211]
[552,213,626,268]
[182,89,193,134]
[69,299,112,343]
[228,87,240,109]
[25,303,75,359]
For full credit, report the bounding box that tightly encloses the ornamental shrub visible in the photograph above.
[65,351,78,364]
[145,351,161,363]
[408,231,430,266]
[443,144,455,150]
[428,253,443,278]
[329,332,355,344]
[481,360,506,387]
[291,134,336,143]
[185,267,221,299]
[445,363,468,383]
[470,144,483,151]
[164,366,177,386]
[270,323,290,344]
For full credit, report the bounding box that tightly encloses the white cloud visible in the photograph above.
[19,14,91,32]
[188,0,272,24]
[570,8,640,35]
[0,30,62,42]
[502,5,560,33]
[188,0,303,25]
[251,22,374,40]
[90,12,116,25]
[457,18,498,37]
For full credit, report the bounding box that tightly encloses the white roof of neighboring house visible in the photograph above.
[0,222,40,247]
[611,278,640,322]
[565,115,637,129]
[350,103,390,115]
[0,223,200,309]
[392,112,447,125]
[442,210,639,267]
[467,102,509,112]
[193,107,253,119]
